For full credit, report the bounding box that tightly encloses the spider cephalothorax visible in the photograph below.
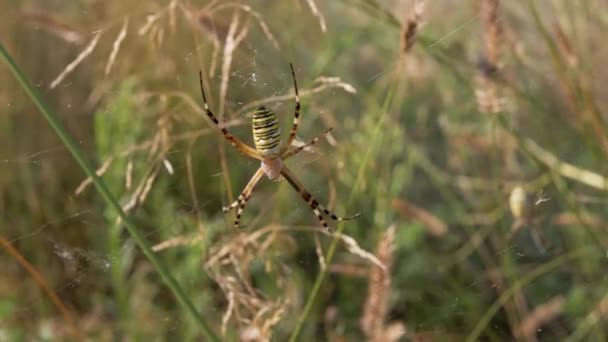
[198,63,359,229]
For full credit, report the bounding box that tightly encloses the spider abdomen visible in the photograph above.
[252,106,281,156]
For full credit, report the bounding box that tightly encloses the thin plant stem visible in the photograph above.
[289,83,395,341]
[466,248,590,342]
[0,235,85,340]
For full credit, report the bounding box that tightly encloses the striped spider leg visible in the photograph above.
[199,64,359,229]
[280,166,360,230]
[222,168,265,228]
[280,63,301,155]
[198,71,261,161]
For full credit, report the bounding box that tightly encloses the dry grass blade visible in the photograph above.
[391,198,448,237]
[524,138,608,190]
[105,17,128,75]
[210,3,280,49]
[314,76,357,94]
[235,76,357,117]
[553,22,578,68]
[204,225,382,272]
[328,263,368,277]
[138,12,161,36]
[314,233,327,270]
[50,31,102,89]
[219,12,249,116]
[152,233,203,252]
[196,10,222,77]
[222,290,236,335]
[121,164,161,215]
[20,10,83,43]
[552,211,603,228]
[516,296,565,341]
[75,156,115,195]
[0,235,84,340]
[242,300,288,341]
[360,225,405,342]
[335,232,386,271]
[125,158,133,189]
[305,0,327,32]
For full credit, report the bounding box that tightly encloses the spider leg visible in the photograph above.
[223,167,265,228]
[280,63,301,155]
[280,166,359,230]
[198,71,262,160]
[282,127,333,160]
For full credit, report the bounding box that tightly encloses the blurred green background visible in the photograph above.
[2,0,608,340]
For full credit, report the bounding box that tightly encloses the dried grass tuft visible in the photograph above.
[199,224,381,338]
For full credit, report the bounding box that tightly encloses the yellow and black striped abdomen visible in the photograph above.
[252,106,281,156]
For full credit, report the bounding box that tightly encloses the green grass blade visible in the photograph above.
[0,43,220,342]
[466,248,589,342]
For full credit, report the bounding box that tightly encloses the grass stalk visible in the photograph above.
[288,83,395,341]
[466,247,590,342]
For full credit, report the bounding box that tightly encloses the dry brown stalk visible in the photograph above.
[0,236,84,340]
[553,22,578,68]
[523,138,608,191]
[391,198,448,237]
[219,12,249,116]
[552,211,603,228]
[234,76,357,118]
[480,0,501,69]
[104,17,128,75]
[360,224,405,342]
[516,296,565,341]
[305,0,327,32]
[210,3,280,50]
[20,10,83,43]
[328,263,368,278]
[475,0,504,114]
[50,31,102,89]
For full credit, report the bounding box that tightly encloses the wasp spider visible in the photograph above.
[198,63,359,229]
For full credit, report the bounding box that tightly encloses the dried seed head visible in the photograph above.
[401,0,425,55]
[361,225,404,341]
[481,0,501,68]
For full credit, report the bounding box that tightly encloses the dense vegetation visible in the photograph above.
[2,1,608,340]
